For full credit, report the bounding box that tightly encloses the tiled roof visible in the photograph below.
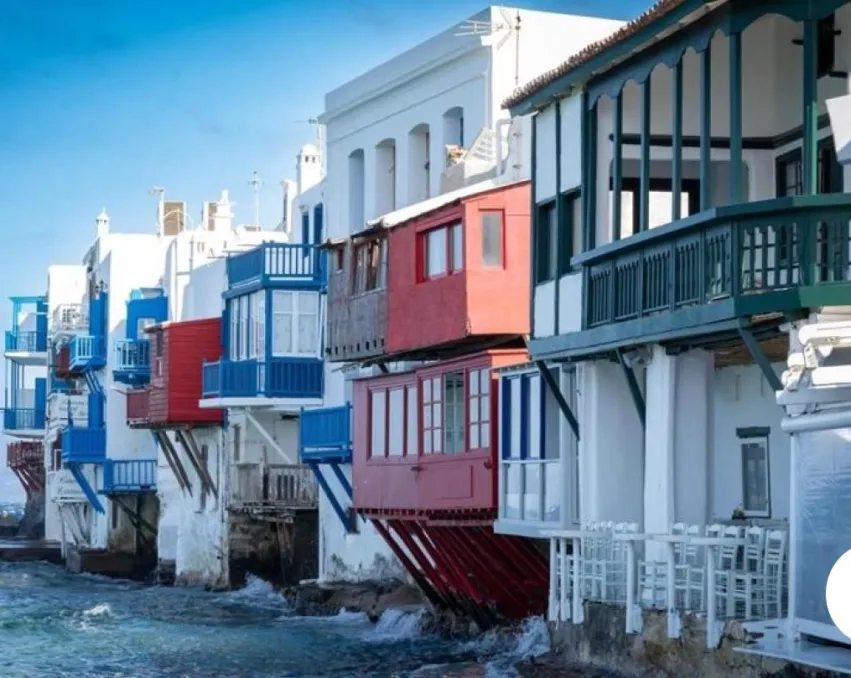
[502,0,690,110]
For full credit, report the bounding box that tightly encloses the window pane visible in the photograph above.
[426,228,447,277]
[480,420,490,448]
[297,292,318,315]
[370,390,386,458]
[431,378,441,402]
[297,314,317,354]
[451,223,463,272]
[432,426,442,453]
[742,441,769,513]
[388,389,404,456]
[481,212,503,267]
[273,314,292,354]
[423,378,431,404]
[571,194,582,257]
[273,290,292,313]
[443,372,465,455]
[406,386,418,456]
[469,423,479,449]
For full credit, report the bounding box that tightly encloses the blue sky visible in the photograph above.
[0,0,645,500]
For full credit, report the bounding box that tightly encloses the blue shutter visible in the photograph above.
[313,203,324,244]
[500,377,512,460]
[301,212,310,245]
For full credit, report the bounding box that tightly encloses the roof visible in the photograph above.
[351,177,528,238]
[503,0,713,113]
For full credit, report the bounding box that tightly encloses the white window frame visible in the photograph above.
[249,291,265,359]
[739,429,771,518]
[443,371,465,455]
[271,290,319,358]
[238,295,249,360]
[229,299,239,360]
[468,368,490,450]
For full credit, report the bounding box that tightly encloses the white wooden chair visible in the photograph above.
[732,529,787,620]
[639,522,686,609]
[673,524,707,611]
[728,526,767,619]
[713,525,746,619]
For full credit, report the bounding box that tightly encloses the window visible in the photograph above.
[229,299,239,359]
[301,212,310,245]
[406,385,418,457]
[443,372,465,455]
[238,295,249,360]
[232,424,241,463]
[738,428,770,518]
[370,389,387,458]
[534,201,557,283]
[421,223,462,280]
[558,190,582,273]
[335,248,344,272]
[481,212,503,268]
[249,291,265,359]
[421,377,442,454]
[111,501,119,530]
[271,291,318,356]
[353,239,384,294]
[388,389,405,456]
[154,331,164,380]
[136,317,156,339]
[468,368,490,449]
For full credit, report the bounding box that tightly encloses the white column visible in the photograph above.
[644,346,677,561]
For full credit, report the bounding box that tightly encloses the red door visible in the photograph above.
[417,356,496,512]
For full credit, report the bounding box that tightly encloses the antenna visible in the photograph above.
[248,171,262,228]
[294,117,325,171]
[149,186,165,234]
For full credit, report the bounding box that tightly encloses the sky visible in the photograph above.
[0,0,646,500]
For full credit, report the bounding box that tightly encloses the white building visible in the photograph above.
[310,5,627,581]
[497,0,851,671]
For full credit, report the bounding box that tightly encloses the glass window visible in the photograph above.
[388,388,404,456]
[229,299,239,360]
[534,202,557,283]
[451,224,463,272]
[238,295,249,360]
[468,368,490,449]
[136,317,156,339]
[249,291,265,359]
[370,390,386,458]
[406,385,418,457]
[481,212,503,268]
[443,372,465,455]
[296,293,318,354]
[271,291,318,357]
[425,228,447,278]
[741,437,770,517]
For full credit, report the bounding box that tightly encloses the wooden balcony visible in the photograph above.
[535,195,851,360]
[230,463,318,514]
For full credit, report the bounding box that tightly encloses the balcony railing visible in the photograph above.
[102,459,156,493]
[5,330,47,354]
[6,441,42,468]
[226,243,325,291]
[69,335,106,370]
[3,408,45,432]
[299,404,352,463]
[61,427,106,463]
[580,195,851,331]
[202,357,324,400]
[51,304,88,335]
[231,463,318,509]
[126,389,150,426]
[113,339,151,385]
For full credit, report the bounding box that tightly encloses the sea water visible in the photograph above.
[0,561,550,677]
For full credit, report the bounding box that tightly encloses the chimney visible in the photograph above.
[95,208,110,239]
[213,190,234,232]
[297,144,322,195]
[161,201,186,236]
[202,201,218,231]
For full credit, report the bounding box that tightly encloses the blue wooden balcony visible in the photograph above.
[101,459,156,494]
[202,357,323,400]
[69,335,106,371]
[299,404,352,463]
[225,243,325,296]
[61,427,106,464]
[113,339,151,386]
[2,408,45,433]
[4,330,47,354]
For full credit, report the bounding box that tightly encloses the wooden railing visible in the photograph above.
[231,463,318,509]
[577,195,851,329]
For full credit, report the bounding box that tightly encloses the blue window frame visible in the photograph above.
[226,289,319,360]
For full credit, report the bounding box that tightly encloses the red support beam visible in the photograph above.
[386,520,453,605]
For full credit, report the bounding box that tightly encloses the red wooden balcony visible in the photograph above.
[126,318,223,428]
[384,181,530,360]
[352,349,527,515]
[7,441,44,497]
[54,343,82,379]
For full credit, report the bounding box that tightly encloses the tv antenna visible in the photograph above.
[149,186,165,234]
[455,9,521,87]
[249,171,262,228]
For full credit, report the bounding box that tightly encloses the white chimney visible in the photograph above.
[297,143,322,195]
[95,208,110,239]
[213,190,234,232]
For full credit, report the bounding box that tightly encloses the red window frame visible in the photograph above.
[367,378,418,459]
[417,222,463,282]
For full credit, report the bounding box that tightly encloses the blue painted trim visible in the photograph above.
[538,373,546,460]
[329,463,352,500]
[301,212,310,246]
[500,377,511,460]
[519,375,529,460]
[312,203,323,245]
[306,461,352,532]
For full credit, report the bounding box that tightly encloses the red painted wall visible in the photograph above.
[352,349,526,514]
[385,181,531,356]
[147,318,223,426]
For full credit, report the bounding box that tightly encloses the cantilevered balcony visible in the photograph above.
[201,357,323,402]
[101,459,156,494]
[51,304,88,337]
[61,427,106,464]
[298,405,352,463]
[3,408,46,436]
[113,339,151,386]
[226,243,325,295]
[69,335,106,371]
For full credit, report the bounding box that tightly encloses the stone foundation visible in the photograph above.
[65,545,156,581]
[17,490,45,539]
[228,509,319,588]
[538,603,844,678]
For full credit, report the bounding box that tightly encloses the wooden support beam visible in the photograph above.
[372,519,443,609]
[306,462,355,533]
[737,326,783,392]
[153,431,192,496]
[535,361,579,440]
[615,348,646,428]
[174,429,217,499]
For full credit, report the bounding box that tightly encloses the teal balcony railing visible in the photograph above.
[5,330,47,354]
[69,335,106,370]
[113,339,151,386]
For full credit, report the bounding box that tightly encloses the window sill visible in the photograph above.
[351,288,385,299]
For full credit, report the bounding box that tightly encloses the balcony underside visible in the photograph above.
[361,333,526,366]
[127,419,220,430]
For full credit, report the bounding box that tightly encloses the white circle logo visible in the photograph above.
[826,549,851,639]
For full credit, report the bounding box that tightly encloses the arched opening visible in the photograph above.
[348,149,365,232]
[374,138,396,217]
[407,123,430,204]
